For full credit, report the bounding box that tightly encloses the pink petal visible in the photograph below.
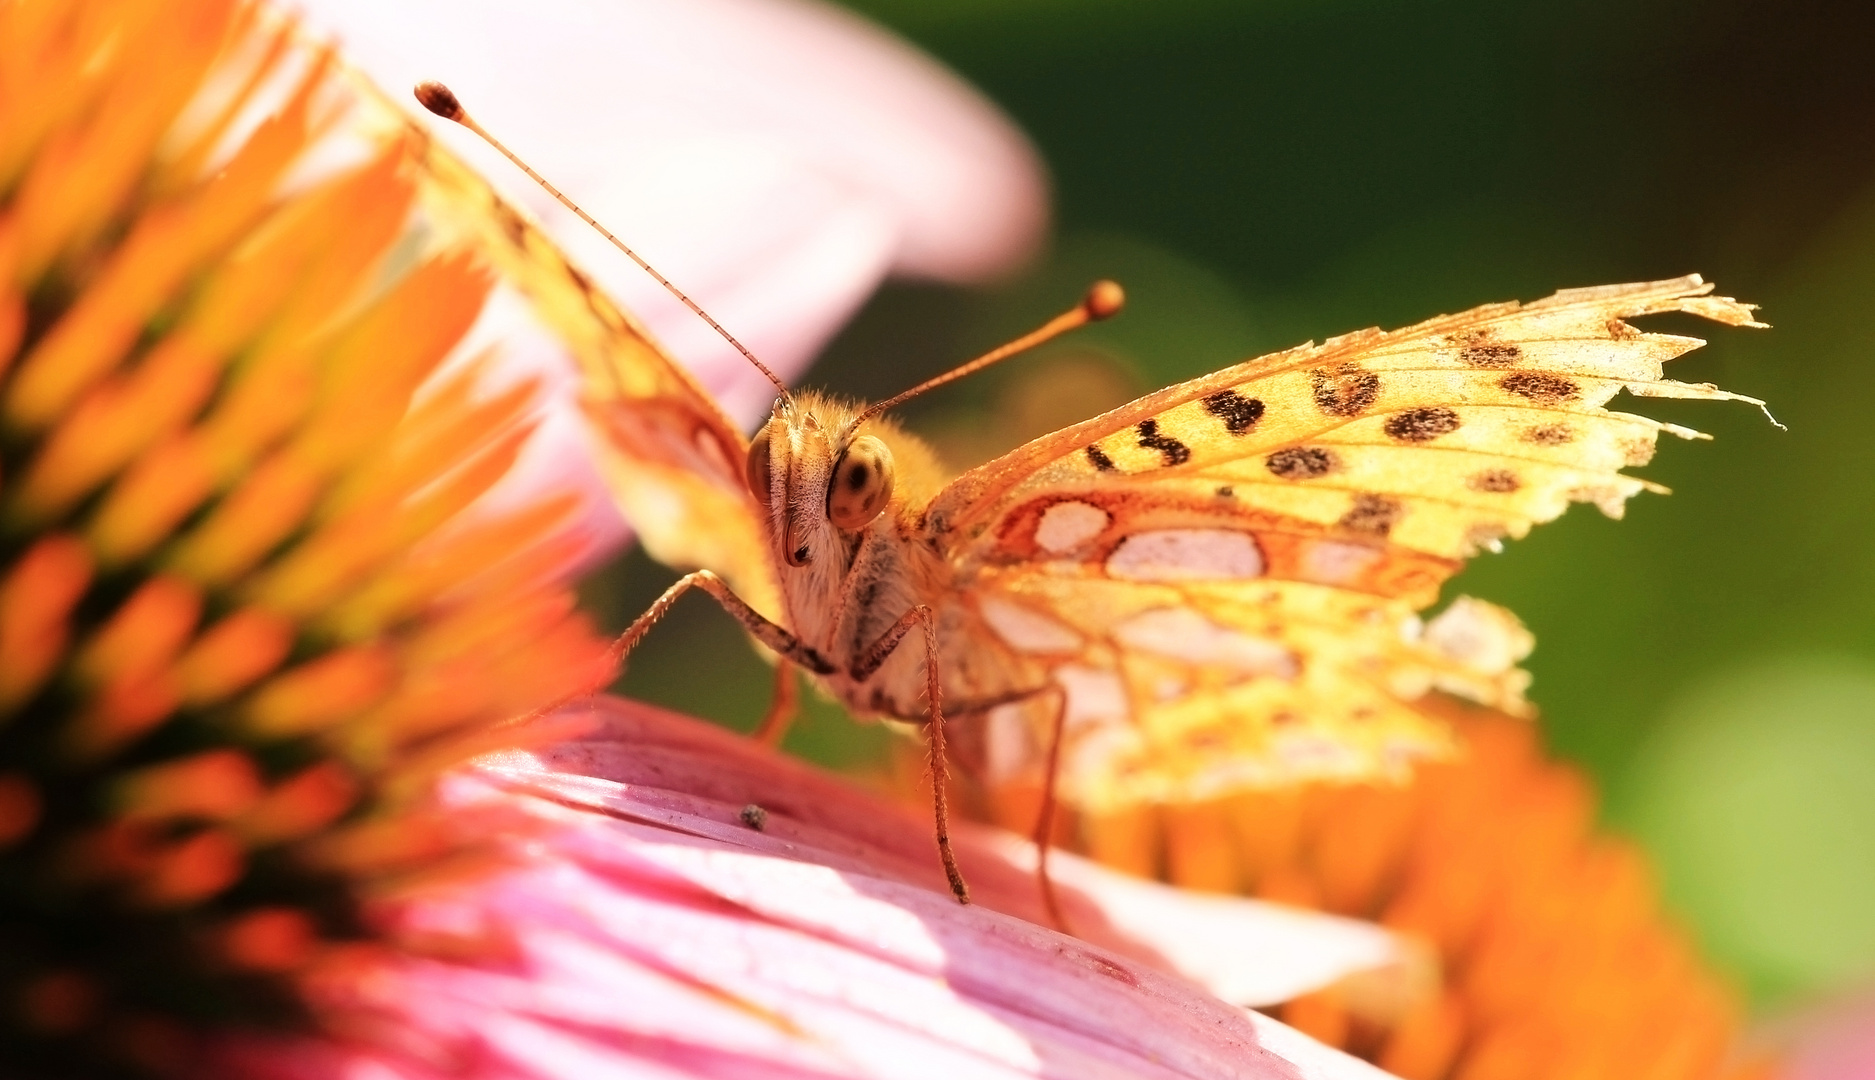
[495,698,1415,1010]
[214,699,1403,1079]
[1767,985,1875,1080]
[973,834,1414,1009]
[298,0,1047,408]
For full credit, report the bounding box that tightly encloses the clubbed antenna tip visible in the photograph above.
[412,81,465,122]
[1085,279,1125,321]
[406,76,791,397]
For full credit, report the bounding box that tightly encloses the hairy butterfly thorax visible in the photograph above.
[748,393,1034,725]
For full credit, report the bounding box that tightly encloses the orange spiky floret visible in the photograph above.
[1018,700,1776,1080]
[0,0,612,1072]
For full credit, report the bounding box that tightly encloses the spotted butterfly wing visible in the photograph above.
[377,103,780,623]
[924,277,1765,809]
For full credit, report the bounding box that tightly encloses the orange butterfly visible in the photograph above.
[402,83,1768,914]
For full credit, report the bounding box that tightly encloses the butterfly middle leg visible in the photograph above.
[751,660,798,746]
[939,684,1075,930]
[1031,685,1072,934]
[847,603,969,904]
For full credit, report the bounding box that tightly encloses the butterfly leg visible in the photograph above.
[750,660,798,746]
[849,605,969,905]
[1032,685,1074,934]
[610,570,835,679]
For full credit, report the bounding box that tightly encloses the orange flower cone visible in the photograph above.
[1031,698,1779,1080]
[0,1,615,1069]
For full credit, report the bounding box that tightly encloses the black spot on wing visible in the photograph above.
[1383,407,1461,443]
[1136,419,1191,466]
[563,261,593,296]
[1460,344,1522,367]
[1266,446,1339,480]
[1499,371,1581,405]
[1339,493,1404,537]
[1310,363,1380,417]
[1085,444,1118,471]
[492,198,529,247]
[1202,389,1265,434]
[1468,469,1521,493]
[1523,422,1576,445]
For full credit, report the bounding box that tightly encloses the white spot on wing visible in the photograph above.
[1057,664,1127,727]
[1034,501,1109,553]
[983,703,1035,781]
[978,596,1081,654]
[1106,529,1265,581]
[1115,608,1298,679]
[1050,665,1138,796]
[1063,726,1136,796]
[1299,540,1382,585]
[1421,596,1533,675]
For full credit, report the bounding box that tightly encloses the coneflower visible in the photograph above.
[0,0,610,1069]
[1,3,1425,1077]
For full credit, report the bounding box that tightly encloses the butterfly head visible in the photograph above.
[747,394,898,567]
[742,283,1124,568]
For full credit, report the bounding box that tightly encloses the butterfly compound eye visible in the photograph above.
[827,435,895,530]
[745,426,774,500]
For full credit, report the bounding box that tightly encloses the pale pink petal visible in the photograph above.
[973,833,1413,1009]
[298,0,1047,407]
[493,697,1416,1019]
[1766,985,1875,1080]
[213,698,1403,1079]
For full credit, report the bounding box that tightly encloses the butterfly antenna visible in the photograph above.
[845,281,1124,436]
[413,80,791,399]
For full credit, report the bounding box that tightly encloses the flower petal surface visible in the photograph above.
[298,0,1047,415]
[218,697,1404,1079]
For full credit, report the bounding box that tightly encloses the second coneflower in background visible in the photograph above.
[1047,699,1776,1080]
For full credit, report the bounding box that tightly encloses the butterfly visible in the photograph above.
[394,82,1768,909]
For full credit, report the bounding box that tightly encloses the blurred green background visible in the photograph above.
[582,0,1875,1009]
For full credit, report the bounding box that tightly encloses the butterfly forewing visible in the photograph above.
[935,276,1763,562]
[386,108,783,622]
[933,276,1761,808]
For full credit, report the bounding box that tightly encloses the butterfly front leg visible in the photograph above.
[609,569,836,681]
[848,604,970,905]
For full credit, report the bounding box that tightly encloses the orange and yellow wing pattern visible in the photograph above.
[932,277,1765,809]
[364,91,781,622]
